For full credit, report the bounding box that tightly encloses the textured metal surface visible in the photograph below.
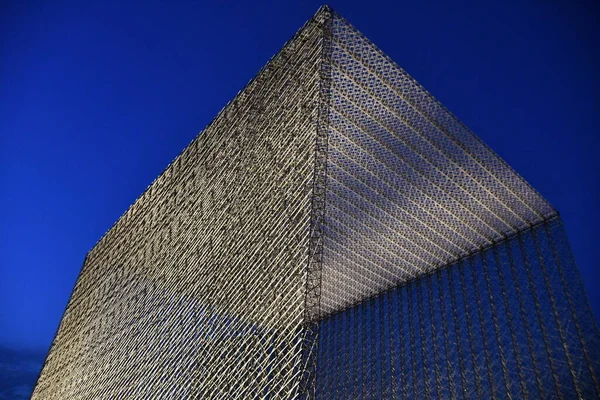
[316,218,600,399]
[319,13,556,315]
[32,5,599,399]
[32,8,331,399]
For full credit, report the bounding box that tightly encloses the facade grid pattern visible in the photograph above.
[32,6,599,399]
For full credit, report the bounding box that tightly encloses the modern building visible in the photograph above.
[32,6,599,399]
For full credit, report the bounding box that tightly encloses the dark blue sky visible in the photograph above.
[1,0,598,396]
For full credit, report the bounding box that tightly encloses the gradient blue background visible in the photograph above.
[1,0,598,397]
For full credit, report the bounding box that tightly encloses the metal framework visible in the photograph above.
[32,5,599,399]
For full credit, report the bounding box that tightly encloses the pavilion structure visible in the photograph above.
[32,6,599,399]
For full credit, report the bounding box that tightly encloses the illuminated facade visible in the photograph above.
[32,6,599,399]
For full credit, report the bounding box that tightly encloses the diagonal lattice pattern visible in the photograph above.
[319,13,556,315]
[32,8,331,399]
[32,6,599,399]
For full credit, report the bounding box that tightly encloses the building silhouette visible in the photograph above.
[32,6,599,399]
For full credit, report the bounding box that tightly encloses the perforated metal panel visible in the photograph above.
[320,13,555,315]
[32,6,599,400]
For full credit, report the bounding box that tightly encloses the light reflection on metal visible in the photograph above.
[32,5,599,399]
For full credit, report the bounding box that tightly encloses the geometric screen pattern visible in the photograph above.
[320,14,556,315]
[32,9,328,400]
[317,217,600,399]
[32,6,599,399]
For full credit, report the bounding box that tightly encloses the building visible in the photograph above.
[32,5,599,399]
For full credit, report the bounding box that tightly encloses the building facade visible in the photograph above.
[32,6,599,399]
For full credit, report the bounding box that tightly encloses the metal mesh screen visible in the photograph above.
[316,218,600,399]
[32,8,331,400]
[32,6,599,399]
[320,14,556,315]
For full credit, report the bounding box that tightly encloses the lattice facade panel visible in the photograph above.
[316,218,600,399]
[319,14,556,315]
[32,6,599,400]
[32,9,332,400]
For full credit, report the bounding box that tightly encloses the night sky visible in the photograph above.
[1,0,598,397]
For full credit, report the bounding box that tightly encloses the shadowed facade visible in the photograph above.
[32,6,599,399]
